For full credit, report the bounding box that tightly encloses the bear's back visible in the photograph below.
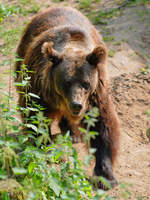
[26,7,94,38]
[18,7,102,57]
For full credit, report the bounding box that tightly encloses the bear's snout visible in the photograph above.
[70,101,82,115]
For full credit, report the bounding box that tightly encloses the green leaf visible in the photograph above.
[8,141,20,149]
[2,191,10,200]
[41,192,48,200]
[27,107,39,112]
[49,178,61,197]
[0,169,8,180]
[28,93,40,99]
[18,135,28,144]
[17,91,25,94]
[26,124,38,132]
[14,57,23,62]
[89,148,96,154]
[84,115,90,120]
[12,125,19,131]
[79,127,87,134]
[89,131,99,136]
[28,162,37,174]
[14,82,26,87]
[12,167,27,175]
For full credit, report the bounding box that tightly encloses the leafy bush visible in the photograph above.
[0,63,109,199]
[0,96,107,199]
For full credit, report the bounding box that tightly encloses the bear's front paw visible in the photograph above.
[96,177,118,190]
[94,158,118,190]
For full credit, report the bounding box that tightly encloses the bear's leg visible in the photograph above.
[89,86,120,190]
[90,117,118,190]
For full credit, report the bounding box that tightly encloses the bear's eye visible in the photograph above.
[82,82,90,90]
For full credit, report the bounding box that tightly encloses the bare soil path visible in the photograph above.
[0,0,150,199]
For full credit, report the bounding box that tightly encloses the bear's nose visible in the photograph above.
[71,102,82,114]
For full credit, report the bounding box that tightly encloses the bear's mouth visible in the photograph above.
[64,99,84,118]
[72,110,81,116]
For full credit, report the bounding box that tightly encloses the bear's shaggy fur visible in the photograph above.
[15,7,120,190]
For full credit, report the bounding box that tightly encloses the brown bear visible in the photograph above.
[15,7,120,190]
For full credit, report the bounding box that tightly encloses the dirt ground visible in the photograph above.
[0,0,150,199]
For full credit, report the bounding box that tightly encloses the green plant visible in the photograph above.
[19,133,100,199]
[0,87,22,178]
[0,61,109,199]
[0,2,39,24]
[79,0,92,9]
[88,8,121,25]
[108,49,116,57]
[0,26,23,55]
[103,36,115,42]
[0,3,21,22]
[121,0,149,6]
[0,92,106,199]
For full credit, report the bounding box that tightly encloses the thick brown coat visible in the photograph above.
[15,7,120,189]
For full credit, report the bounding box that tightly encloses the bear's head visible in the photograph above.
[42,41,107,121]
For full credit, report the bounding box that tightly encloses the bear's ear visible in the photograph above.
[86,45,107,66]
[42,42,63,65]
